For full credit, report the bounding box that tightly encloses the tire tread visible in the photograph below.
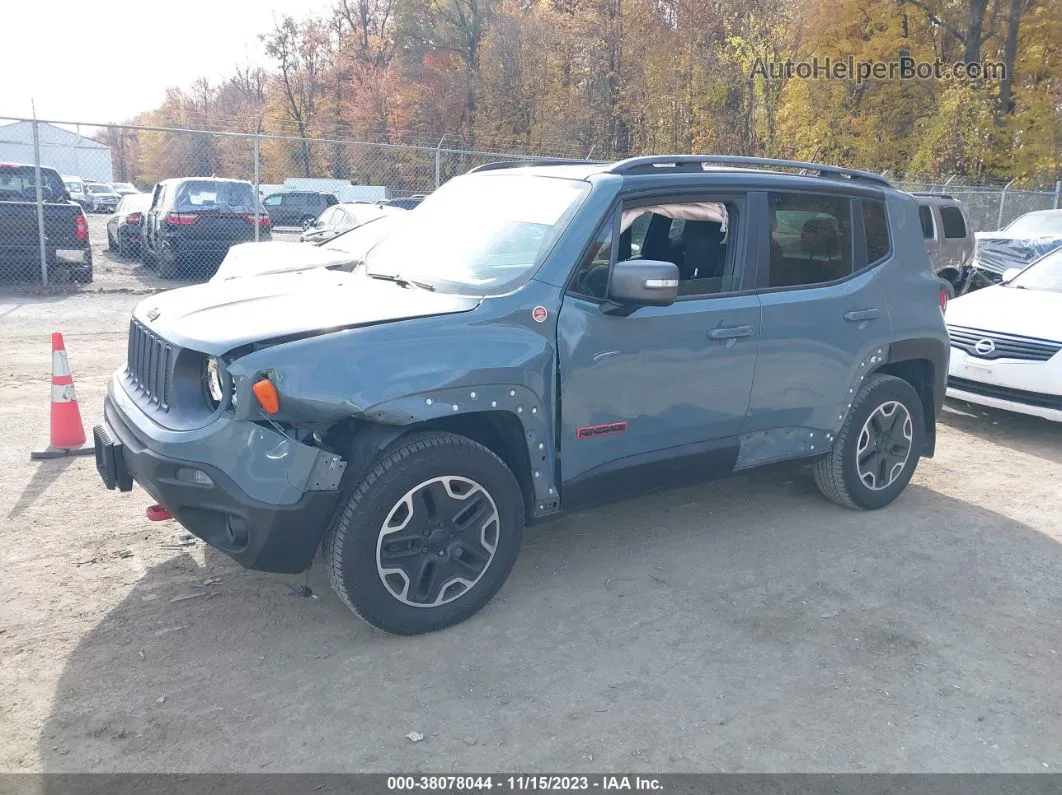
[324,430,520,635]
[813,373,909,510]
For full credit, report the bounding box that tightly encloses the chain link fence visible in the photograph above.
[2,115,1060,287]
[892,177,1062,233]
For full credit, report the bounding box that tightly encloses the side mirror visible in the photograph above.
[607,259,680,307]
[1002,267,1022,282]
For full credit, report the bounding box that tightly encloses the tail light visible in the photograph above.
[939,287,949,314]
[75,213,88,242]
[245,213,270,227]
[125,212,142,225]
[166,213,198,226]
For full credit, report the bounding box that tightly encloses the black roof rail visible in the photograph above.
[608,155,891,187]
[910,191,956,200]
[468,158,599,173]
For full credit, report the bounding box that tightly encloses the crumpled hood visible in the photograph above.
[972,232,1062,274]
[947,284,1062,342]
[134,268,480,355]
[211,241,353,281]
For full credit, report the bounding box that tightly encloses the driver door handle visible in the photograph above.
[843,308,881,322]
[708,325,755,340]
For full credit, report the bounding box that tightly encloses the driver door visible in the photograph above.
[557,195,761,505]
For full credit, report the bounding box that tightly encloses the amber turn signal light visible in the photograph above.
[252,378,280,414]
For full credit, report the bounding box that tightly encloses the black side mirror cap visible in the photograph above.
[607,259,680,307]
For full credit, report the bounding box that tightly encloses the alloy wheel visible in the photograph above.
[856,400,914,491]
[376,476,500,607]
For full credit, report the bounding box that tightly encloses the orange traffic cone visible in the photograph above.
[30,333,94,460]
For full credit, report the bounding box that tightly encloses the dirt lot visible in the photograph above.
[1,285,1061,774]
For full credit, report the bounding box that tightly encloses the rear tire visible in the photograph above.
[325,431,524,635]
[107,232,115,251]
[939,277,956,300]
[813,373,925,510]
[157,248,182,279]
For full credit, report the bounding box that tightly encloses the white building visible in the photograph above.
[0,121,114,182]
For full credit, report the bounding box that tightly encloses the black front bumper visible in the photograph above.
[93,400,340,574]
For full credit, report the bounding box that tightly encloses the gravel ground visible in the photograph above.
[1,288,1061,774]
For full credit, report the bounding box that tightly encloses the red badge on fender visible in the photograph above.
[532,306,548,323]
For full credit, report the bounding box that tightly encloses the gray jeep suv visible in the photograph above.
[94,155,949,635]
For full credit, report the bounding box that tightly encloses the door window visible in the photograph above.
[918,205,935,239]
[767,192,853,287]
[263,194,282,207]
[570,200,739,300]
[940,206,967,239]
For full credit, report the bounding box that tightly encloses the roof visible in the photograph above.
[0,120,109,150]
[468,155,892,189]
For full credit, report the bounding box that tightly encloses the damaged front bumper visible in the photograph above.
[93,375,346,573]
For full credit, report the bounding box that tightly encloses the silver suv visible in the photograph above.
[912,193,974,297]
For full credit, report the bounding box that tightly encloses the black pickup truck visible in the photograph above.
[0,163,92,282]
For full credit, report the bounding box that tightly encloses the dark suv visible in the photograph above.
[142,178,270,279]
[94,155,949,635]
[262,190,338,229]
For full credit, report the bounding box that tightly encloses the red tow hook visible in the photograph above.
[146,504,173,521]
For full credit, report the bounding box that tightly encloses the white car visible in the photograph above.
[211,212,404,281]
[946,248,1062,421]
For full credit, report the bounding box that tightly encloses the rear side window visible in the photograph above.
[768,192,852,287]
[0,166,66,202]
[174,181,256,212]
[918,205,935,238]
[862,199,890,264]
[940,206,967,239]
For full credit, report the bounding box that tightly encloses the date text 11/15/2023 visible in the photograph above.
[387,775,665,791]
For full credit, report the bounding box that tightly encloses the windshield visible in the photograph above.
[1004,212,1062,237]
[323,213,401,258]
[1008,249,1062,293]
[175,180,256,212]
[362,173,589,294]
[87,184,112,194]
[114,183,135,191]
[65,181,82,192]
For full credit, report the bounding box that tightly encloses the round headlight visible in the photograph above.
[205,356,225,406]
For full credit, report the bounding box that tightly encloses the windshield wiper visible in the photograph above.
[366,272,436,291]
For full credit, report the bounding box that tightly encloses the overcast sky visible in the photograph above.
[1,0,330,124]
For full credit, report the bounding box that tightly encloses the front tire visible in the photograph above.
[813,373,925,510]
[325,431,524,635]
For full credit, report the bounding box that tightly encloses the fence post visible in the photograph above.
[996,178,1016,230]
[1054,180,1061,210]
[31,116,48,286]
[253,134,261,243]
[434,136,446,190]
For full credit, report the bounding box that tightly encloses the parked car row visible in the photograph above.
[61,176,136,214]
[102,179,413,279]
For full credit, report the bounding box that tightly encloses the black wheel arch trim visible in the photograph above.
[880,336,948,458]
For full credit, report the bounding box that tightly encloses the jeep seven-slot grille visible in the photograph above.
[947,325,1062,362]
[126,320,175,409]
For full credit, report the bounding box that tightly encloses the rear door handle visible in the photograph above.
[843,308,881,322]
[708,325,755,340]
